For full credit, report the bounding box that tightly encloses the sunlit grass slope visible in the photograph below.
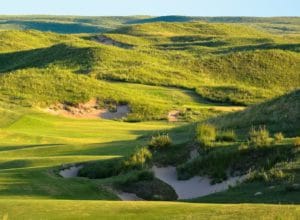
[0,22,299,108]
[209,89,300,137]
[0,200,298,220]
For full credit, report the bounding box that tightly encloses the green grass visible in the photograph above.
[0,200,298,219]
[1,200,299,219]
[0,109,190,200]
[208,90,300,137]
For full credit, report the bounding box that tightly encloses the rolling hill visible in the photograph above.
[209,89,300,137]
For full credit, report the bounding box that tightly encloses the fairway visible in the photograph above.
[0,111,183,200]
[0,200,299,220]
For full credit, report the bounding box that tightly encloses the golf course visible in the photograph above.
[0,14,299,219]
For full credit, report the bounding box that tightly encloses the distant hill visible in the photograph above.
[0,21,299,107]
[0,15,299,34]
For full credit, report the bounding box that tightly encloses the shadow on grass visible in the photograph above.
[215,43,300,54]
[0,44,95,74]
[0,144,64,152]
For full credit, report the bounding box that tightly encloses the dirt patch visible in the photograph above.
[168,110,180,122]
[92,35,133,49]
[45,99,130,120]
[152,165,247,200]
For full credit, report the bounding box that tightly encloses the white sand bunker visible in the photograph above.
[45,99,129,120]
[152,166,247,200]
[59,165,83,178]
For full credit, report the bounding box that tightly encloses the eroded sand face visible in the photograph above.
[152,166,247,200]
[45,99,129,120]
[59,166,83,178]
[168,110,180,122]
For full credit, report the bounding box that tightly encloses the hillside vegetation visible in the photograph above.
[0,21,299,112]
[209,90,300,137]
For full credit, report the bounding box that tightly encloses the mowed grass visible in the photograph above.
[0,200,299,220]
[0,109,189,200]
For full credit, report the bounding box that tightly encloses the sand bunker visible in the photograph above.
[168,110,180,122]
[45,99,129,120]
[59,165,83,178]
[152,166,247,200]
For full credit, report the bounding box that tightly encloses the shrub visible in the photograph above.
[274,132,284,143]
[285,183,300,192]
[78,159,123,179]
[117,172,178,201]
[196,124,216,148]
[248,126,271,148]
[177,148,234,182]
[294,137,300,147]
[116,170,154,187]
[149,133,172,150]
[238,143,249,150]
[253,168,291,184]
[124,147,152,170]
[136,169,155,181]
[217,129,237,142]
[124,114,143,123]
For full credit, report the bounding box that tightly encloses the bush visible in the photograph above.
[248,126,271,148]
[124,114,143,122]
[149,133,172,150]
[294,137,300,147]
[274,132,284,143]
[124,147,152,170]
[217,129,237,142]
[285,183,300,192]
[177,149,233,182]
[119,170,155,186]
[117,173,178,201]
[252,168,291,184]
[196,124,216,148]
[78,159,123,179]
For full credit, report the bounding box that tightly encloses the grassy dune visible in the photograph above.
[209,90,300,136]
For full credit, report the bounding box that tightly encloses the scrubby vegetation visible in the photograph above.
[196,124,216,149]
[115,170,178,201]
[79,147,152,179]
[149,133,172,150]
[217,130,237,142]
[274,132,284,143]
[178,137,298,184]
[208,90,300,137]
[248,126,271,148]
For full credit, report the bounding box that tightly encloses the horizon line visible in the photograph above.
[0,14,299,18]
